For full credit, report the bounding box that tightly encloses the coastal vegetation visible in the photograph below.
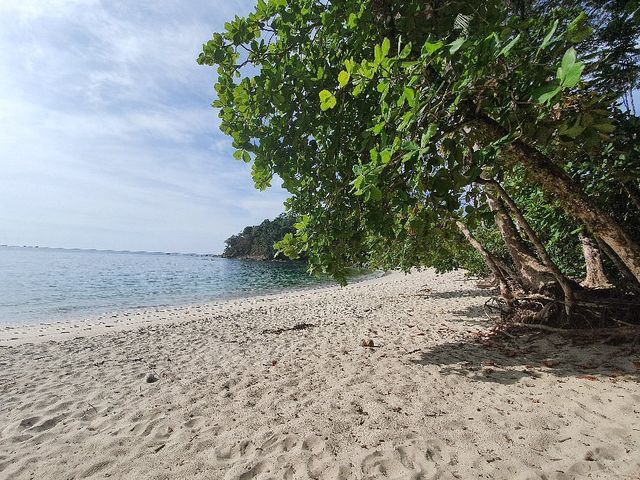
[223,213,298,260]
[199,0,640,329]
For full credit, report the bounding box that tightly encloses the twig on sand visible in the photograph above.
[262,323,316,335]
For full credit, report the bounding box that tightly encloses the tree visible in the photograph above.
[222,214,298,260]
[200,0,640,326]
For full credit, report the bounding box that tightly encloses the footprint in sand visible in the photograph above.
[31,414,68,432]
[360,438,445,479]
[18,416,40,429]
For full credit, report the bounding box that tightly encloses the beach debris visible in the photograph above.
[542,359,559,368]
[360,338,375,348]
[145,371,159,383]
[262,323,315,335]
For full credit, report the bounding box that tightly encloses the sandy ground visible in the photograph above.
[1,269,639,480]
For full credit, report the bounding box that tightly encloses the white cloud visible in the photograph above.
[0,0,288,253]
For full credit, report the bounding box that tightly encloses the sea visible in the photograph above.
[0,246,333,325]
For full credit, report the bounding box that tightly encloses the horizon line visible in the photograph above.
[0,244,220,256]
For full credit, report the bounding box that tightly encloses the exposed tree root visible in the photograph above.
[484,289,640,332]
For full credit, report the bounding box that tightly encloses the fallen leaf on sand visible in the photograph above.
[542,359,559,368]
[577,375,598,381]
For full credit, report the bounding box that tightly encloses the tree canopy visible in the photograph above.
[222,213,297,260]
[200,0,640,327]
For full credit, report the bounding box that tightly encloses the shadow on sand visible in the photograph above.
[409,288,640,385]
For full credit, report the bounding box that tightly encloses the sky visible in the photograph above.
[0,0,289,254]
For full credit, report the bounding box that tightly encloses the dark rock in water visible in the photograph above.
[145,372,159,383]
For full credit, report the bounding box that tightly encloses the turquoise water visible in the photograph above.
[0,246,332,324]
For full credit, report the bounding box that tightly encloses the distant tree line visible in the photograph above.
[222,214,299,260]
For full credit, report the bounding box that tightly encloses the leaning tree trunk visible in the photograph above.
[594,236,640,294]
[456,220,514,303]
[579,231,612,289]
[485,189,556,293]
[483,179,579,318]
[475,112,640,284]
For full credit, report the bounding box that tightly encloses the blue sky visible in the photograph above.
[0,0,288,254]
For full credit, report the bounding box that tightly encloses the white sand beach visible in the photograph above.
[1,269,639,479]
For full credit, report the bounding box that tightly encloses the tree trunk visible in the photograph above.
[579,231,612,289]
[483,179,578,318]
[485,190,556,292]
[594,236,640,294]
[475,112,640,284]
[456,220,514,302]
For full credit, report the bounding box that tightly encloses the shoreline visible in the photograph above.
[0,269,383,347]
[1,268,639,479]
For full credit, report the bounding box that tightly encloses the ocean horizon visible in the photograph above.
[0,245,332,325]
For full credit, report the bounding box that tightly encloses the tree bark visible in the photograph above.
[482,179,579,318]
[475,112,640,284]
[594,236,640,294]
[456,220,514,302]
[485,189,556,292]
[579,231,612,289]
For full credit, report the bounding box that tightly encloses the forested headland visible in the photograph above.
[222,214,299,260]
[200,0,640,330]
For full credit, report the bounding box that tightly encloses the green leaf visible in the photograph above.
[380,149,392,164]
[381,37,391,57]
[233,150,243,160]
[567,12,592,43]
[347,13,358,28]
[338,70,350,87]
[539,19,558,50]
[559,121,586,138]
[319,89,337,111]
[448,38,465,54]
[422,40,443,55]
[370,148,378,162]
[534,83,562,104]
[344,59,355,73]
[557,48,584,87]
[376,81,389,94]
[403,87,416,107]
[498,34,520,57]
[242,151,251,163]
[399,42,412,59]
[561,48,577,71]
[372,121,386,135]
[421,123,438,147]
[374,44,382,63]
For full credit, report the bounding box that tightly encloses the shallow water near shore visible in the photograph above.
[0,246,332,324]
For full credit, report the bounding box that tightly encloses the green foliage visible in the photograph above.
[222,214,299,260]
[200,0,640,284]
